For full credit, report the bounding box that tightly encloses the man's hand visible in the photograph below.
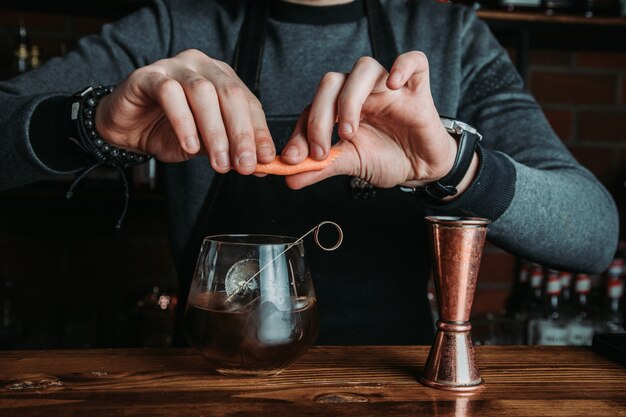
[281,51,478,195]
[94,49,275,174]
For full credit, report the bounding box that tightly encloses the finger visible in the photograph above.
[195,56,276,163]
[307,72,347,160]
[284,142,359,190]
[137,71,201,154]
[179,73,230,173]
[337,56,387,140]
[281,106,311,165]
[213,77,258,175]
[248,96,276,164]
[386,51,430,91]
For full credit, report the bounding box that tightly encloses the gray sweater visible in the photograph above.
[0,0,619,273]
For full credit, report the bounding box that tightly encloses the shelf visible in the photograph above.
[0,0,149,18]
[478,9,626,26]
[475,9,626,82]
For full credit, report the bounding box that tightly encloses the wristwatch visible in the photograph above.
[400,116,482,200]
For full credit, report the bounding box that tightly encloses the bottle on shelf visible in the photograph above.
[541,0,578,15]
[581,0,621,17]
[13,20,30,75]
[525,264,544,344]
[567,274,595,346]
[535,269,569,345]
[597,273,624,333]
[29,45,41,70]
[559,270,573,310]
[503,259,531,344]
[499,0,542,12]
[506,259,531,317]
[606,256,624,279]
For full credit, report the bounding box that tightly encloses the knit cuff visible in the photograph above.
[29,95,90,173]
[420,146,516,222]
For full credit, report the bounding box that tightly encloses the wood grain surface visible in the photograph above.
[0,346,625,416]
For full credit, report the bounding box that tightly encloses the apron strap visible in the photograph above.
[364,0,399,72]
[233,0,270,96]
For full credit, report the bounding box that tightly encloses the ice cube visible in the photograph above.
[225,258,260,299]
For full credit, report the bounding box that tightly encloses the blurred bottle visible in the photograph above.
[13,21,30,75]
[606,256,624,280]
[567,274,595,346]
[500,0,542,12]
[597,273,624,333]
[559,271,573,307]
[581,0,620,16]
[504,260,531,344]
[427,276,438,334]
[535,270,568,345]
[525,264,544,344]
[449,0,501,10]
[542,0,578,15]
[507,260,531,316]
[135,286,178,347]
[29,45,41,70]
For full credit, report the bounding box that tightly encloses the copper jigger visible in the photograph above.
[420,216,490,392]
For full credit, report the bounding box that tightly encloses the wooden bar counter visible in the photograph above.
[1,346,625,416]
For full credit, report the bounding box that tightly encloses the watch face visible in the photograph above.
[439,117,482,141]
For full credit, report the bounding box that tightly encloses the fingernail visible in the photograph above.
[311,144,325,158]
[185,136,199,152]
[283,146,299,157]
[237,151,255,167]
[215,152,229,169]
[340,122,353,135]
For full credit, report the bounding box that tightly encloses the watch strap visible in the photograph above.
[400,118,481,200]
[424,129,480,200]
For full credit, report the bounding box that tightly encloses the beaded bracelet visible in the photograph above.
[67,85,151,229]
[70,85,149,168]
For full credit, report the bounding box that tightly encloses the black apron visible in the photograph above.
[177,0,433,346]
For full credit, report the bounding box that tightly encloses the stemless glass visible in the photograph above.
[184,234,319,376]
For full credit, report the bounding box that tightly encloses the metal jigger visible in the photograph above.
[420,216,490,392]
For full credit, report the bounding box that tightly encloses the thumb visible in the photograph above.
[284,141,359,190]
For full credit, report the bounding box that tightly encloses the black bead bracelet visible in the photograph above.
[70,86,150,168]
[67,86,151,229]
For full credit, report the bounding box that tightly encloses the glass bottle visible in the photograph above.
[525,264,544,345]
[567,274,595,346]
[598,276,624,333]
[506,259,531,318]
[13,22,30,75]
[536,270,568,346]
[29,45,41,70]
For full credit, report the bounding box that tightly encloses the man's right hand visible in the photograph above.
[94,49,275,174]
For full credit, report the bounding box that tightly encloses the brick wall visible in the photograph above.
[475,47,626,316]
[1,8,624,344]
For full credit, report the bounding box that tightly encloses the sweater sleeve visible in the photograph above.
[422,9,618,274]
[0,0,172,189]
